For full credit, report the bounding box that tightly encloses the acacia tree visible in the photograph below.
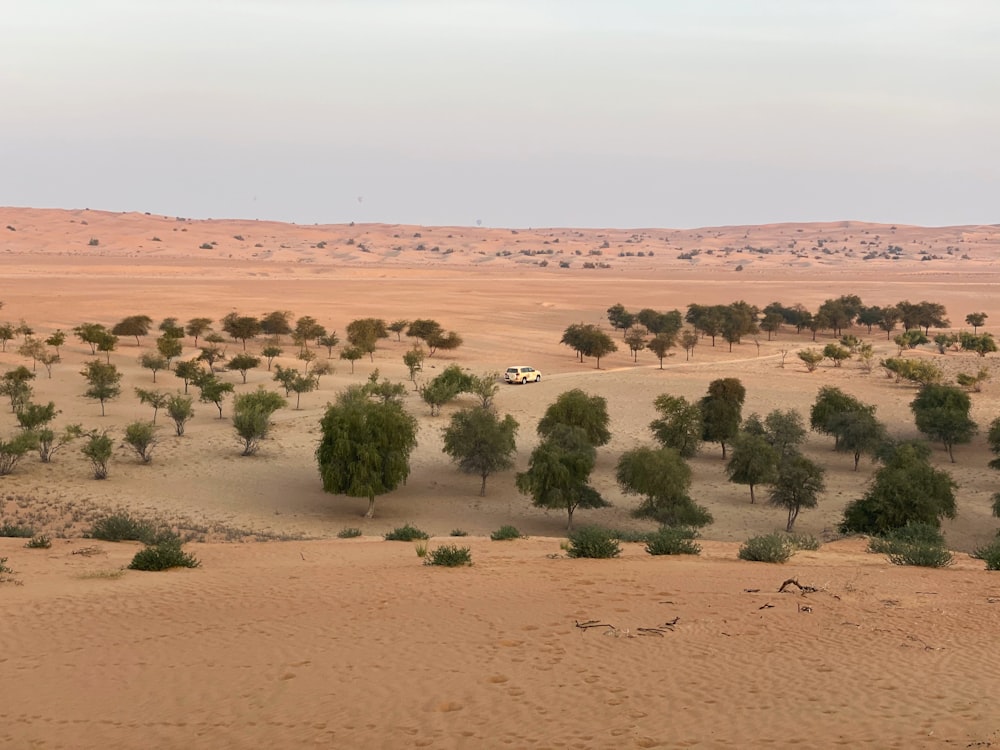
[726,432,779,504]
[226,353,261,384]
[139,352,169,383]
[649,394,702,458]
[232,388,287,456]
[222,312,262,350]
[767,453,825,531]
[617,445,711,527]
[538,389,611,447]
[81,360,122,416]
[840,442,957,534]
[681,330,698,360]
[442,406,518,495]
[699,378,746,458]
[646,332,676,368]
[316,385,419,518]
[260,310,293,339]
[388,320,409,341]
[81,430,114,479]
[156,334,184,364]
[135,388,169,424]
[0,366,35,413]
[195,374,235,419]
[112,315,153,346]
[966,312,988,334]
[317,332,340,358]
[403,346,425,383]
[516,424,607,530]
[173,359,203,394]
[166,394,195,436]
[0,323,15,352]
[123,421,158,463]
[261,344,282,371]
[829,409,887,470]
[340,346,364,373]
[624,329,647,362]
[185,317,213,346]
[910,384,977,462]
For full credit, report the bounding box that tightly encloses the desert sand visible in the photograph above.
[1,207,1000,748]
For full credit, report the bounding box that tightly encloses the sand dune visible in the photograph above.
[1,207,1000,748]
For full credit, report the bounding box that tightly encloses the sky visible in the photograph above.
[2,1,998,228]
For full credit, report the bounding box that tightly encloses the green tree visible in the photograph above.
[316,385,419,518]
[261,344,282,371]
[139,352,169,383]
[624,329,647,362]
[649,394,702,458]
[403,346,425,383]
[112,315,153,346]
[768,453,825,531]
[81,360,122,416]
[166,394,195,436]
[516,424,607,530]
[15,400,58,432]
[293,316,327,351]
[726,433,779,504]
[646,332,677,368]
[442,407,518,495]
[618,446,711,527]
[0,432,38,475]
[173,359,203,394]
[158,317,185,339]
[288,371,318,409]
[829,409,887,470]
[426,330,463,356]
[260,310,293,339]
[195,374,235,419]
[840,443,957,534]
[606,303,635,335]
[361,370,407,404]
[0,366,35,413]
[538,389,611,447]
[197,342,226,371]
[74,322,107,354]
[388,319,410,341]
[822,343,851,368]
[17,338,46,372]
[959,332,998,357]
[910,384,977,462]
[317,332,340,358]
[221,312,262,350]
[797,348,823,372]
[34,424,83,463]
[347,318,388,360]
[339,345,364,373]
[185,317,213,346]
[81,430,114,479]
[966,312,988,334]
[95,330,118,363]
[467,371,500,410]
[810,386,868,449]
[232,388,287,456]
[699,378,746,458]
[123,421,158,463]
[0,322,15,352]
[156,334,184,364]
[226,353,261,384]
[680,329,698,360]
[134,388,169,424]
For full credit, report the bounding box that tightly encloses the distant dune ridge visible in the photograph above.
[1,205,1000,748]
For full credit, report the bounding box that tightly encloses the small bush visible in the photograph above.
[337,527,362,539]
[449,529,468,537]
[786,533,821,551]
[199,242,213,250]
[425,544,472,567]
[25,534,51,549]
[870,523,952,568]
[738,533,793,563]
[644,527,701,556]
[128,537,200,571]
[384,524,429,542]
[490,525,522,541]
[415,541,428,558]
[0,522,34,538]
[88,238,99,246]
[972,539,1000,571]
[88,511,159,544]
[566,526,621,559]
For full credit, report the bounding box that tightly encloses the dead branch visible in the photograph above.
[778,578,818,594]
[758,602,775,610]
[575,619,615,632]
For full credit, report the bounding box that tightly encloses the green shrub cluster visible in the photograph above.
[786,533,821,551]
[972,539,1000,571]
[449,529,468,537]
[128,536,200,571]
[337,527,362,539]
[25,534,51,549]
[566,526,621,559]
[644,526,701,556]
[490,525,522,541]
[425,544,472,567]
[89,511,161,544]
[868,523,953,568]
[384,523,429,541]
[0,522,34,538]
[738,533,792,563]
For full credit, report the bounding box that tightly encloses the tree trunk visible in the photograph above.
[749,483,755,504]
[947,442,955,462]
[720,441,727,459]
[479,474,487,497]
[365,497,376,518]
[854,451,861,470]
[786,506,799,532]
[566,506,575,532]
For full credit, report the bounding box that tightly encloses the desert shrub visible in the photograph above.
[425,544,472,567]
[337,527,362,539]
[490,525,522,541]
[0,522,34,538]
[88,511,159,544]
[738,533,792,563]
[786,533,821,551]
[644,526,701,556]
[868,523,953,568]
[415,540,428,558]
[971,539,1000,571]
[450,529,468,537]
[128,537,200,571]
[383,523,429,542]
[25,534,51,549]
[566,526,621,559]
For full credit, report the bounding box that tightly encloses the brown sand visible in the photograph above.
[1,208,1000,748]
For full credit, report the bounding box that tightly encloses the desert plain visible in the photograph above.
[1,207,1000,749]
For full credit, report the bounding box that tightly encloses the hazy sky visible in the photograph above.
[3,1,997,228]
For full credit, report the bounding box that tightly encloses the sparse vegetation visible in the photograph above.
[738,533,792,563]
[566,526,621,559]
[424,544,472,567]
[383,523,429,541]
[490,525,522,541]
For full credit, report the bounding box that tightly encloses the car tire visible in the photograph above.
[535,375,541,383]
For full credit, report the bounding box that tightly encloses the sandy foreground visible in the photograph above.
[2,208,1000,748]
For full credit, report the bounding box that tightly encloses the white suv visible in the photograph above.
[505,366,541,384]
